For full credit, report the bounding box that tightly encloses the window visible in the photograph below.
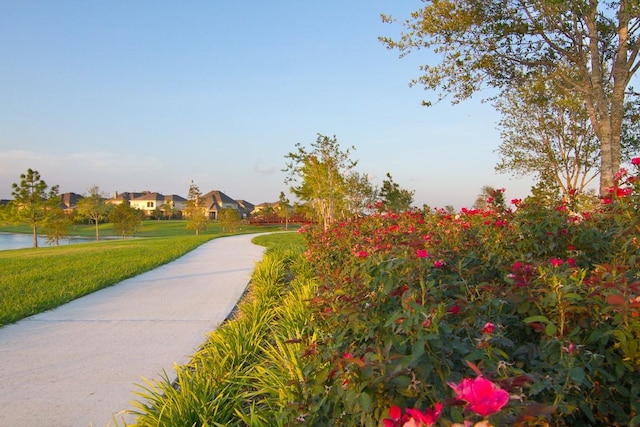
[147,202,154,208]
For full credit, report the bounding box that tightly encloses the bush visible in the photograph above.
[289,163,640,426]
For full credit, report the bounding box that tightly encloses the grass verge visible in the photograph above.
[0,235,215,326]
[0,225,300,327]
[125,234,313,426]
[0,220,285,238]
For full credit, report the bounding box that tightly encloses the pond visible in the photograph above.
[0,233,95,251]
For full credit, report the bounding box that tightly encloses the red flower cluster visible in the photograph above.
[481,322,495,334]
[509,261,536,288]
[383,403,443,427]
[448,376,509,418]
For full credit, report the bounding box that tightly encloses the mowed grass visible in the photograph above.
[0,236,213,326]
[251,231,305,251]
[0,229,305,327]
[0,219,285,238]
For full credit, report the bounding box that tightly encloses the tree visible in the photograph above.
[43,209,72,246]
[284,134,357,231]
[380,1,640,194]
[109,203,143,239]
[162,200,177,220]
[278,191,290,230]
[10,168,60,248]
[184,180,207,235]
[76,185,109,241]
[344,171,378,218]
[219,208,241,233]
[621,92,640,161]
[473,185,507,212]
[494,73,600,202]
[379,173,414,212]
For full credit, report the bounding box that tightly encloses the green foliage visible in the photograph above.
[219,207,241,233]
[42,208,72,246]
[379,172,414,212]
[380,0,640,193]
[9,168,61,248]
[494,72,600,201]
[115,165,640,426]
[251,231,304,252]
[289,163,640,426]
[283,134,358,230]
[128,247,314,426]
[109,203,144,238]
[76,185,110,240]
[185,180,208,235]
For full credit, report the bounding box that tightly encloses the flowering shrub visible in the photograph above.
[286,161,640,426]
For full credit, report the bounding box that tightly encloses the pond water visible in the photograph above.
[0,233,95,251]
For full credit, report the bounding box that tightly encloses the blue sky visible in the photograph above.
[0,1,535,209]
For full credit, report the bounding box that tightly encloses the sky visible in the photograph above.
[0,0,536,209]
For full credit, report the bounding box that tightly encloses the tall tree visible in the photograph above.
[10,168,60,248]
[621,92,640,161]
[380,1,640,194]
[219,208,241,233]
[109,203,143,239]
[43,208,72,246]
[76,185,110,241]
[473,185,507,211]
[344,171,378,218]
[284,134,357,231]
[184,180,207,235]
[494,73,601,202]
[162,200,176,220]
[379,173,415,212]
[278,191,290,230]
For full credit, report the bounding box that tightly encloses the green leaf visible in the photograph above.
[523,315,552,324]
[392,375,411,388]
[578,399,596,424]
[544,322,558,336]
[359,391,372,413]
[569,367,585,383]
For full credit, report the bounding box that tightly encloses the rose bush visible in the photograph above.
[285,163,640,426]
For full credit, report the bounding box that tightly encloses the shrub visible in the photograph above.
[289,161,640,426]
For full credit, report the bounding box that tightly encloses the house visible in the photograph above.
[129,192,187,217]
[235,200,255,219]
[129,192,165,214]
[164,194,187,208]
[59,192,84,213]
[199,190,239,220]
[106,191,144,206]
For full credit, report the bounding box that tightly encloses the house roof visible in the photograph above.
[236,199,255,211]
[109,192,144,202]
[131,192,165,202]
[165,194,187,203]
[201,190,237,210]
[60,192,84,209]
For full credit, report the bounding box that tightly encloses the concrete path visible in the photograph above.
[0,233,266,427]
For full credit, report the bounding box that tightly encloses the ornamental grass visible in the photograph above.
[127,164,640,426]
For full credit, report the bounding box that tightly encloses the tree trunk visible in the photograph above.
[32,226,38,248]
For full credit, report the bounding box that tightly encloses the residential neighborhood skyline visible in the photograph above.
[46,188,285,220]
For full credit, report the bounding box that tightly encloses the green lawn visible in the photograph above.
[0,222,304,327]
[0,219,287,238]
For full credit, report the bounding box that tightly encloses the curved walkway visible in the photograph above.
[0,233,266,427]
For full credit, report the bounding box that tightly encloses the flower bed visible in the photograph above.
[292,165,640,426]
